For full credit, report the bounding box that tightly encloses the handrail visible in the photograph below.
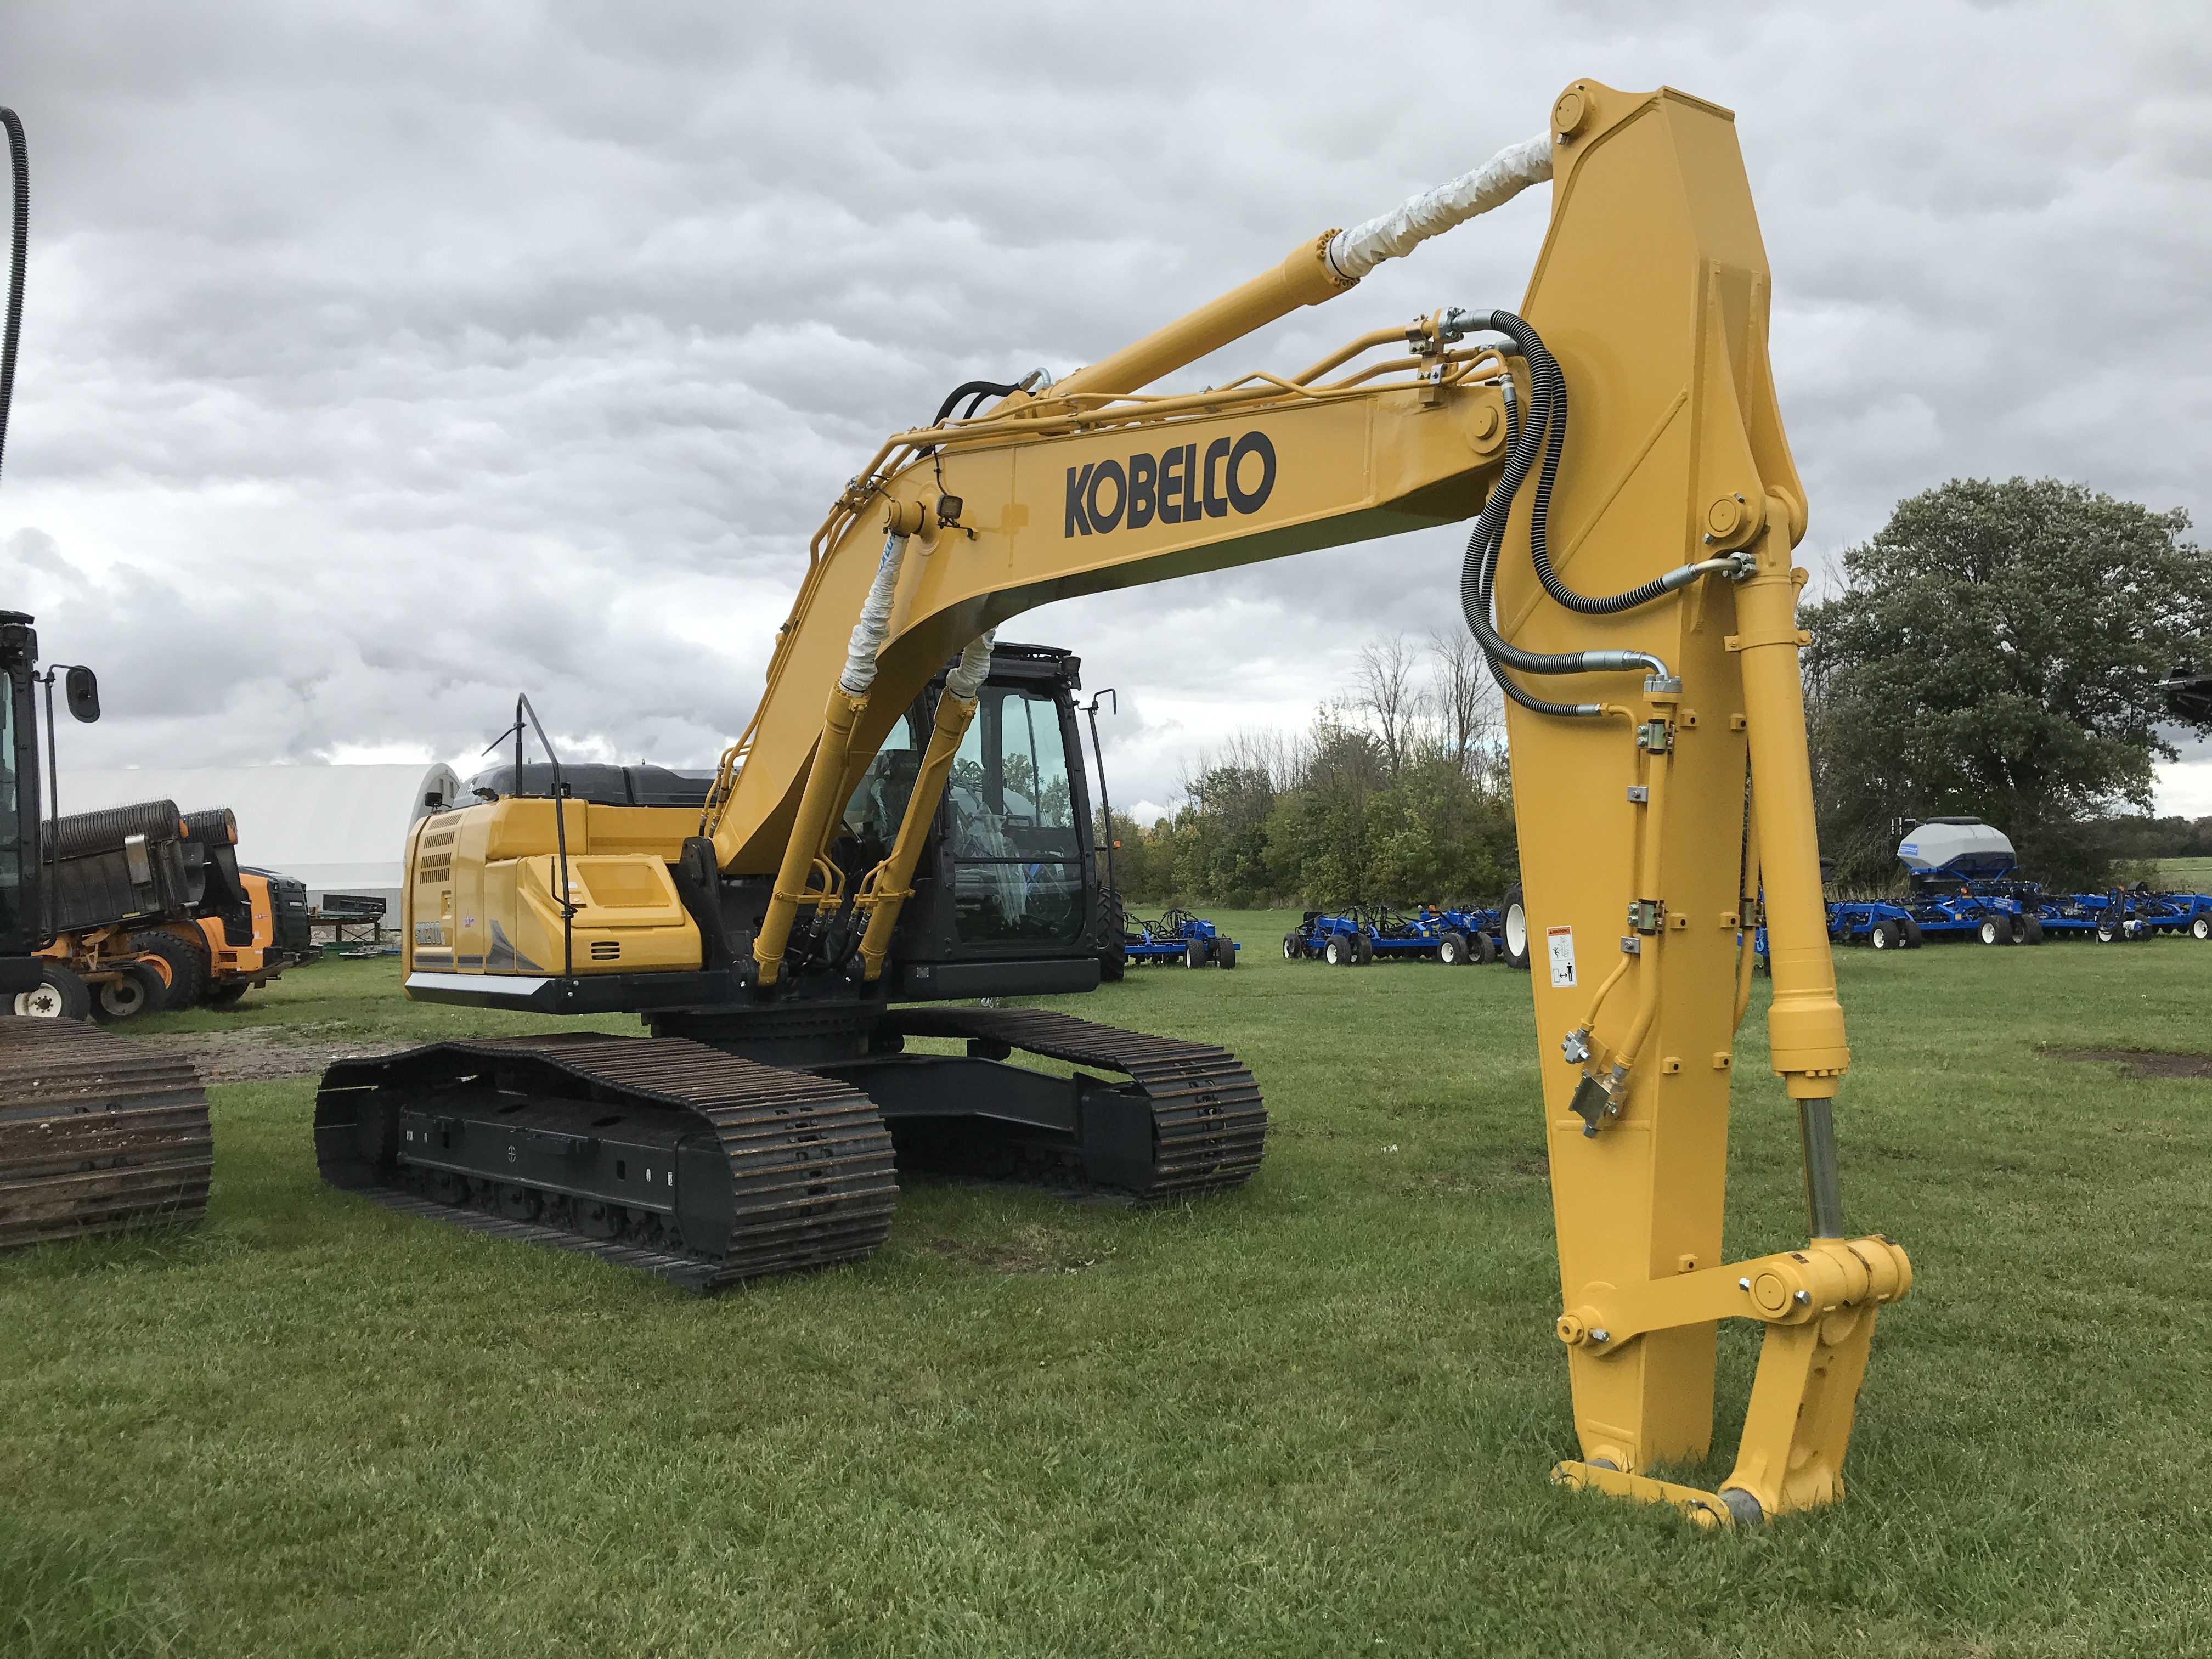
[483,694,576,980]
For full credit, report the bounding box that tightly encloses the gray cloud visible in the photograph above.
[1,0,2206,815]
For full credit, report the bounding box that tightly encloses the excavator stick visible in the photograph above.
[1494,83,1910,1522]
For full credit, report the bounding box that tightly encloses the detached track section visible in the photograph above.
[315,1034,897,1293]
[0,1018,212,1249]
[881,1006,1267,1198]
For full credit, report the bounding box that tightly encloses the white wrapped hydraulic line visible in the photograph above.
[838,531,911,695]
[944,628,996,703]
[1325,132,1554,283]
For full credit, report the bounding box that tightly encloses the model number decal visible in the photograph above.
[414,923,446,946]
[1065,431,1277,536]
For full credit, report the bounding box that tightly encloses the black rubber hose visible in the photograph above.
[0,108,26,487]
[930,379,1026,427]
[916,377,1030,457]
[1449,310,1674,715]
[1481,309,1679,616]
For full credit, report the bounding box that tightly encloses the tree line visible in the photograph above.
[1102,630,1519,910]
[1113,476,2211,911]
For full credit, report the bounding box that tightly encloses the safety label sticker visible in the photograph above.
[1547,925,1577,988]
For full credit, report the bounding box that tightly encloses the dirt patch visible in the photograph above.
[127,1027,408,1085]
[1406,1155,1549,1197]
[2046,1048,2212,1080]
[917,1223,1110,1276]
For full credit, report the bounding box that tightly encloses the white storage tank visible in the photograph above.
[1896,817,2018,877]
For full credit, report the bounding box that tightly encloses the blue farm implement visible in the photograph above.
[1895,818,2042,946]
[1119,909,1239,969]
[2038,885,2212,942]
[1283,904,1499,966]
[1825,899,1922,951]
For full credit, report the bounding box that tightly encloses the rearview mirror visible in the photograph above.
[64,665,99,723]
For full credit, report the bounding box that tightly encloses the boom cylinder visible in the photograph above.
[854,682,981,981]
[752,687,866,986]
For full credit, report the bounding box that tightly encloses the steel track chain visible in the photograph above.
[317,1033,898,1291]
[0,1018,212,1251]
[879,1006,1266,1197]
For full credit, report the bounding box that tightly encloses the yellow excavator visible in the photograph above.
[315,81,1910,1526]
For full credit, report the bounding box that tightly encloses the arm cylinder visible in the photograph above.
[1051,234,1353,400]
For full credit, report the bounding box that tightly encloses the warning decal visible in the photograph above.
[1547,925,1577,989]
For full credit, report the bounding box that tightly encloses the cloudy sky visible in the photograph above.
[2,1,2208,821]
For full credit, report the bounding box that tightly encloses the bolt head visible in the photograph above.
[1739,1277,1752,1291]
[1793,1289,1811,1305]
[1590,1328,1610,1344]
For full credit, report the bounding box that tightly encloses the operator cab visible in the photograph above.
[842,642,1095,969]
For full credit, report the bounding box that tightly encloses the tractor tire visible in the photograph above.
[1184,939,1207,969]
[1324,935,1351,967]
[90,964,163,1023]
[2022,917,2044,946]
[2194,916,2211,941]
[1869,919,1898,951]
[1438,931,1468,967]
[1354,932,1374,966]
[2007,912,2032,945]
[132,930,208,1010]
[1902,917,1924,948]
[1214,938,1237,969]
[2095,919,2119,944]
[12,963,91,1020]
[1474,930,1498,964]
[1097,890,1127,982]
[1502,886,1531,970]
[204,980,250,1008]
[1977,916,2011,946]
[1283,933,1302,961]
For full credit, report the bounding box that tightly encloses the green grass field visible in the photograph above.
[5,922,2211,1657]
[2153,857,2212,890]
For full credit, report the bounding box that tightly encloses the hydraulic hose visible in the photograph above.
[1450,312,1662,714]
[1450,307,1728,716]
[931,379,1027,427]
[0,108,27,487]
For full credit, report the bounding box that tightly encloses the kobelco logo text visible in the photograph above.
[1064,431,1277,537]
